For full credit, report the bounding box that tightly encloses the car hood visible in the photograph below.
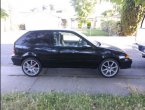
[99,43,124,52]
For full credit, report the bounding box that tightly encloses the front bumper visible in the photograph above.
[11,54,22,66]
[119,58,132,69]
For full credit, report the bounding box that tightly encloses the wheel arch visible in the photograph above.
[99,56,120,66]
[21,52,42,65]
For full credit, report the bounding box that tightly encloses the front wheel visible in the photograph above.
[99,59,119,78]
[22,57,42,77]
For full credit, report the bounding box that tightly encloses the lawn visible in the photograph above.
[2,92,145,110]
[82,28,109,36]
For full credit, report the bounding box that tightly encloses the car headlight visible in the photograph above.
[119,54,129,59]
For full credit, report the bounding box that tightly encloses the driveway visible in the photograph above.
[1,32,145,95]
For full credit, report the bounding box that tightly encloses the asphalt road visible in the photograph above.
[1,37,145,95]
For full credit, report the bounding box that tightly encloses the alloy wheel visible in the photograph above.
[100,59,119,78]
[22,58,41,76]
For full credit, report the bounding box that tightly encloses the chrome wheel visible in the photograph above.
[22,58,41,76]
[99,59,119,78]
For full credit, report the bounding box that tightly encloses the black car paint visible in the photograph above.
[11,30,132,69]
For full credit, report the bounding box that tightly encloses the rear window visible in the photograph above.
[15,31,53,46]
[15,32,31,45]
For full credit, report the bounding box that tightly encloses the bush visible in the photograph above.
[102,10,114,17]
[78,22,83,29]
[101,20,121,36]
[87,21,91,29]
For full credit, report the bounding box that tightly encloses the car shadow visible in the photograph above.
[37,67,145,79]
[40,68,101,78]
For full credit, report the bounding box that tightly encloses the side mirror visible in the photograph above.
[98,42,101,46]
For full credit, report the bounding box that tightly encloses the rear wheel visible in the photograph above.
[22,57,42,77]
[99,59,119,78]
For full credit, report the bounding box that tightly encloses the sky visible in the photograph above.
[2,0,73,12]
[1,0,113,18]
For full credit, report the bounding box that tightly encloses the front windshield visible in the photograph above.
[76,30,101,47]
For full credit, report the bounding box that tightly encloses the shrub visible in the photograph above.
[101,20,121,36]
[78,22,83,29]
[87,21,91,29]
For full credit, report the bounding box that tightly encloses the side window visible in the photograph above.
[52,31,90,47]
[52,32,61,46]
[21,31,52,46]
[141,18,145,28]
[15,32,31,45]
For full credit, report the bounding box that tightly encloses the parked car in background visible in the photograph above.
[135,16,145,58]
[11,29,132,78]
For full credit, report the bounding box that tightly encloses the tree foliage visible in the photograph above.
[71,0,97,28]
[121,0,144,35]
[110,0,145,36]
[1,8,8,19]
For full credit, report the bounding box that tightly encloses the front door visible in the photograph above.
[51,31,99,67]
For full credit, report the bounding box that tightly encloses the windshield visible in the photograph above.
[76,30,101,47]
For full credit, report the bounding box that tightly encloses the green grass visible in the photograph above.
[82,28,109,36]
[2,92,145,110]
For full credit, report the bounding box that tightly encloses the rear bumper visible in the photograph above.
[11,54,22,66]
[119,58,132,69]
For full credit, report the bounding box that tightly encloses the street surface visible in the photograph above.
[1,32,145,95]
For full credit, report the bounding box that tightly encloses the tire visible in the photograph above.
[22,57,42,77]
[99,59,119,78]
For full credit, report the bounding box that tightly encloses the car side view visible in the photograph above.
[11,29,132,78]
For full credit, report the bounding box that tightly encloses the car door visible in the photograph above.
[51,31,100,67]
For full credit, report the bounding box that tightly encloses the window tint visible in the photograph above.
[52,32,61,46]
[52,31,90,47]
[15,32,31,45]
[17,31,52,46]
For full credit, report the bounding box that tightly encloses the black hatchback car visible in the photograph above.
[11,29,132,78]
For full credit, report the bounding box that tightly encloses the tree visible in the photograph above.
[71,0,97,28]
[1,8,8,19]
[121,0,144,35]
[110,0,145,35]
